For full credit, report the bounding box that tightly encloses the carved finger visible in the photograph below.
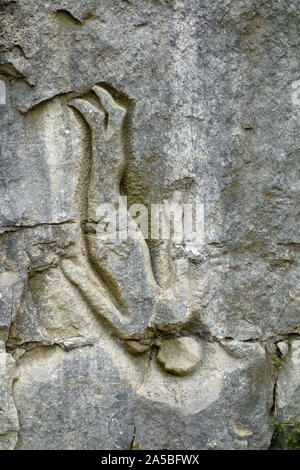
[92,86,126,137]
[69,98,105,129]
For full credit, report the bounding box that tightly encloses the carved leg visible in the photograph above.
[68,87,160,335]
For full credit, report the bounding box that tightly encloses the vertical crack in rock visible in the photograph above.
[128,425,137,450]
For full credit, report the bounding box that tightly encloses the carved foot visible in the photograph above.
[122,336,201,377]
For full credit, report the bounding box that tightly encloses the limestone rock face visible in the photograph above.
[0,0,299,450]
[13,343,136,450]
[156,337,201,376]
[0,343,19,450]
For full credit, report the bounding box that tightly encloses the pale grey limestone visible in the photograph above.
[0,0,299,450]
[13,343,135,450]
[0,342,19,450]
[276,337,300,424]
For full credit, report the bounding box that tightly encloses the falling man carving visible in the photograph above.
[61,86,201,376]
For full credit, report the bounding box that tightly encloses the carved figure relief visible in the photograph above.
[61,86,200,376]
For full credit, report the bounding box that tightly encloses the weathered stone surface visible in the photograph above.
[0,271,23,342]
[0,343,19,450]
[12,337,275,450]
[13,342,136,450]
[0,0,299,450]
